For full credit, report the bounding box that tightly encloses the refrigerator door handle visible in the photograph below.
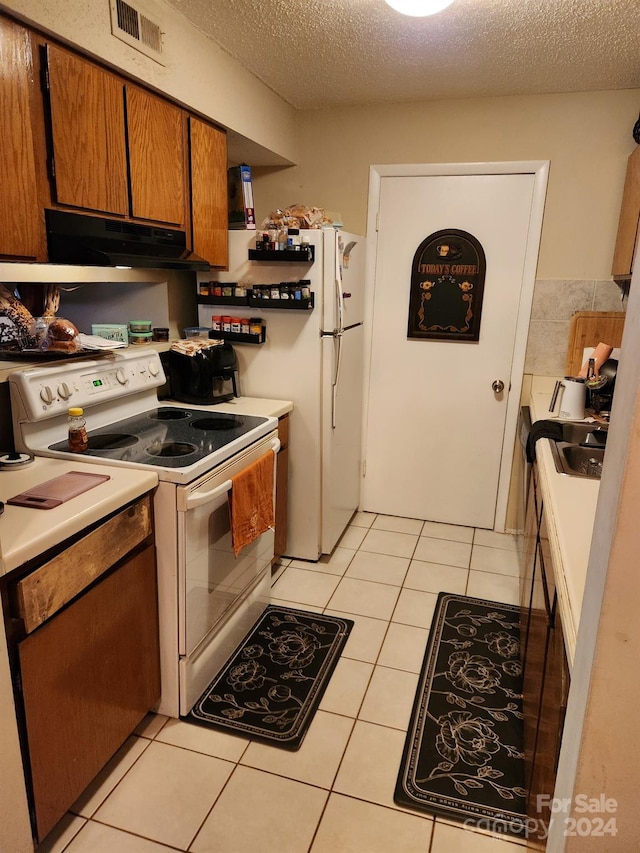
[335,231,345,333]
[335,277,345,332]
[331,330,344,429]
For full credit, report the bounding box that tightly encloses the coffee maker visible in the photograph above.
[167,341,239,404]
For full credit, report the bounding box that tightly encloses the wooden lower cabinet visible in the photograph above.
[527,609,570,849]
[274,414,289,563]
[6,497,160,843]
[520,465,571,850]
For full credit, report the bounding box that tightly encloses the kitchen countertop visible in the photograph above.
[176,395,293,419]
[0,457,158,576]
[529,376,600,667]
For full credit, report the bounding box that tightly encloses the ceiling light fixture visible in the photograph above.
[384,0,454,16]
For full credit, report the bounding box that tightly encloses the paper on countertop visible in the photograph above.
[77,333,127,350]
[170,339,223,356]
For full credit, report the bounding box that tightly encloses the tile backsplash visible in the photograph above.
[524,278,628,376]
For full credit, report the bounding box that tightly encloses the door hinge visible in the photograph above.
[49,155,56,179]
[362,459,367,478]
[375,212,380,232]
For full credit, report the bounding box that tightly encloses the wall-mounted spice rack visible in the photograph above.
[197,295,249,306]
[198,292,314,311]
[248,247,315,263]
[209,327,266,345]
[248,294,314,310]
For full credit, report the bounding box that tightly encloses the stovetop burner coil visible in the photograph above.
[190,416,244,431]
[146,441,198,458]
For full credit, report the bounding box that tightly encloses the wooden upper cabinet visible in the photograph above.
[612,146,640,280]
[45,44,129,216]
[190,117,228,268]
[126,86,186,227]
[0,17,45,260]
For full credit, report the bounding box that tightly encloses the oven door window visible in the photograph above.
[178,481,274,658]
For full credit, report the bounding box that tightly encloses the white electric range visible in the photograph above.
[9,348,279,716]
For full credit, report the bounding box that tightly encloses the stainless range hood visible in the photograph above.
[45,209,210,272]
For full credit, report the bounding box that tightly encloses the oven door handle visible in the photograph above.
[184,439,281,510]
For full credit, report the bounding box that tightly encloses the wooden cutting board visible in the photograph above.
[565,311,626,376]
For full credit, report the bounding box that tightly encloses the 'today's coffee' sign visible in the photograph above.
[407,229,486,342]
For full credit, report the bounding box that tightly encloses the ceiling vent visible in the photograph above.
[109,0,165,65]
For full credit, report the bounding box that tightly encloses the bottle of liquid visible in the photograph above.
[68,407,88,453]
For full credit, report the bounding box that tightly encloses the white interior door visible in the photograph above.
[362,169,542,529]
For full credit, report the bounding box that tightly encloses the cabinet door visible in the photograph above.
[127,85,186,226]
[18,544,160,842]
[0,18,45,260]
[189,117,228,267]
[527,605,570,850]
[274,414,289,561]
[46,44,128,216]
[612,146,640,279]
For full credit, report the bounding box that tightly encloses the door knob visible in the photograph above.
[492,379,505,393]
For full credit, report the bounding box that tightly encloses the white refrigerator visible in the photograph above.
[199,229,366,561]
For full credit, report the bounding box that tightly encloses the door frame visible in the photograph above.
[362,161,549,532]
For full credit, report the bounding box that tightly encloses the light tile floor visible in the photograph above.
[40,513,527,853]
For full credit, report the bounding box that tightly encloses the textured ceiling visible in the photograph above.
[164,0,640,110]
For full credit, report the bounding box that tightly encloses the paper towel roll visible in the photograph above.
[578,342,613,377]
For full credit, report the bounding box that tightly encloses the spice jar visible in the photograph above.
[211,316,222,332]
[249,317,263,336]
[287,228,301,249]
[68,407,88,453]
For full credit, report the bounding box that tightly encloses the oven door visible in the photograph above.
[176,431,279,714]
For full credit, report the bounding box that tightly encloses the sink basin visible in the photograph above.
[559,422,608,446]
[550,442,605,479]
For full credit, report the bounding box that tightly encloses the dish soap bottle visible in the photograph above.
[68,407,88,453]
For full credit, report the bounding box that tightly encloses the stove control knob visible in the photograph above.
[116,368,128,385]
[39,385,54,405]
[57,382,72,400]
[148,361,159,377]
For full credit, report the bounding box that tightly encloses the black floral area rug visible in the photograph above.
[395,592,527,838]
[186,606,353,750]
